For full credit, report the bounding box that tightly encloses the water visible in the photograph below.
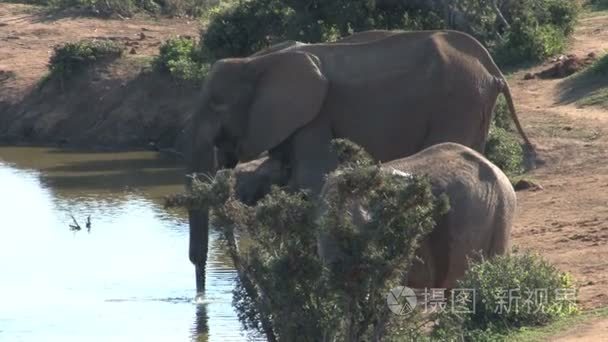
[0,147,254,341]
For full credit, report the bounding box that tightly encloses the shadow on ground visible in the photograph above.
[557,70,608,106]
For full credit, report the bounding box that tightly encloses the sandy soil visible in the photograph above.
[1,2,608,340]
[553,317,608,341]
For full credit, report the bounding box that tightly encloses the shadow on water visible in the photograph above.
[1,146,186,198]
[44,157,183,173]
[193,305,210,342]
[42,168,184,190]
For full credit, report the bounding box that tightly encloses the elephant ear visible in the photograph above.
[239,51,329,160]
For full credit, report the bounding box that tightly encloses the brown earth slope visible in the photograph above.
[0,3,200,148]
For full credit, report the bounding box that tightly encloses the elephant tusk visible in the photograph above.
[388,168,412,178]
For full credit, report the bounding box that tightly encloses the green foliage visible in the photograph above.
[202,0,297,59]
[486,95,526,176]
[485,124,524,176]
[495,22,566,65]
[433,252,579,340]
[168,140,449,340]
[331,138,375,168]
[154,37,209,82]
[201,0,444,59]
[199,0,578,65]
[492,0,579,65]
[48,39,123,79]
[492,95,513,131]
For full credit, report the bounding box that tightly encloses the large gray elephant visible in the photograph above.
[187,29,531,293]
[317,142,516,288]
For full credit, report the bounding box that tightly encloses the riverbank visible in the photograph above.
[0,3,199,150]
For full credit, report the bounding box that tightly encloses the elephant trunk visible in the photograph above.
[187,134,217,295]
[188,205,210,294]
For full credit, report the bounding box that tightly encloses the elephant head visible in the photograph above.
[187,51,330,293]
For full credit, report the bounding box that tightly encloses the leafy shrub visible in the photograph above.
[48,39,123,79]
[544,0,579,36]
[167,139,449,341]
[495,21,566,65]
[202,0,296,59]
[201,0,443,59]
[201,0,578,65]
[491,0,579,65]
[154,37,209,82]
[492,95,512,131]
[485,125,524,176]
[433,252,578,339]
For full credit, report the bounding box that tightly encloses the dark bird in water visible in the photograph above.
[69,214,81,231]
[86,215,92,232]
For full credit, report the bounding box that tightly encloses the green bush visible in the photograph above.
[201,0,443,60]
[491,0,579,65]
[492,95,513,131]
[495,21,566,65]
[167,139,449,341]
[485,125,524,176]
[214,170,447,340]
[200,0,578,66]
[154,37,209,82]
[48,39,123,79]
[202,0,296,59]
[433,252,578,339]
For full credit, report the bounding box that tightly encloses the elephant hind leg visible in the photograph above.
[488,205,514,257]
[427,217,452,289]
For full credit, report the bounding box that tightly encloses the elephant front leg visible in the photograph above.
[286,115,338,196]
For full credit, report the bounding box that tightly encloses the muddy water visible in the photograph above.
[0,147,255,341]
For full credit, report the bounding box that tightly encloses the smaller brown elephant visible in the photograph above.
[317,142,516,289]
[232,157,286,205]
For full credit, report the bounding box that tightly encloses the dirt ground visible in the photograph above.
[510,11,608,311]
[1,2,608,340]
[507,11,608,341]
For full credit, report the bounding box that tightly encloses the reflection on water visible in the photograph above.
[0,147,254,341]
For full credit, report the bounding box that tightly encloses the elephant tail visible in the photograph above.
[497,77,532,148]
[497,77,538,169]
